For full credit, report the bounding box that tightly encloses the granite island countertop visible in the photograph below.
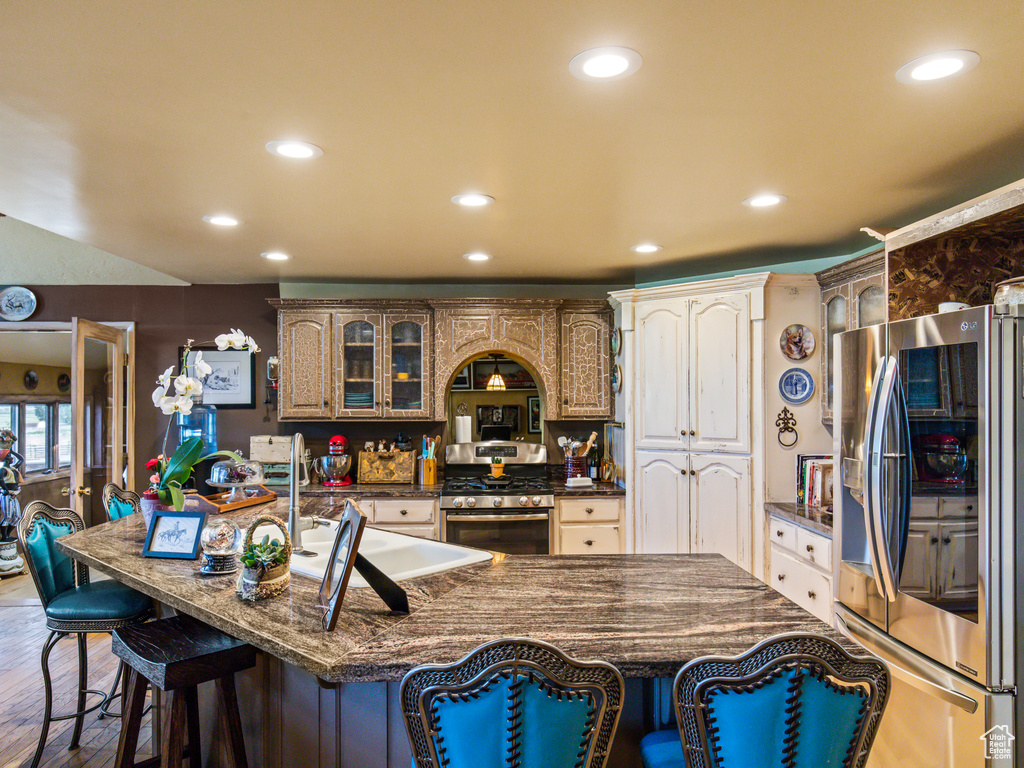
[58,497,842,683]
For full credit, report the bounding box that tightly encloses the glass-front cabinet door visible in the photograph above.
[335,314,383,418]
[820,286,849,421]
[384,313,431,418]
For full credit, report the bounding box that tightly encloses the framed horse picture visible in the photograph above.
[143,510,206,559]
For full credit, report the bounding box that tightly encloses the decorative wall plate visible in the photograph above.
[779,368,814,404]
[24,370,39,390]
[780,324,815,361]
[611,363,623,394]
[0,286,37,321]
[610,327,622,358]
[57,373,71,393]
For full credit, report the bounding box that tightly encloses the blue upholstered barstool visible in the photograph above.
[640,633,890,768]
[17,500,153,768]
[401,637,624,768]
[102,484,141,522]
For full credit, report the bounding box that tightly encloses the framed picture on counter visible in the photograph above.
[181,346,256,408]
[143,510,206,559]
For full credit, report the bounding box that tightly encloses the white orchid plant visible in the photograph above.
[148,330,259,509]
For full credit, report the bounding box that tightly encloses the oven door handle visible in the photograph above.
[446,513,549,522]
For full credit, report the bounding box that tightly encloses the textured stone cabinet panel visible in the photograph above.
[279,311,333,419]
[560,311,611,418]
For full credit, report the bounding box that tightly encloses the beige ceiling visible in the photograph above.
[0,1,1022,285]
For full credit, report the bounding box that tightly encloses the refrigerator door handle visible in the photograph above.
[868,355,899,603]
[835,607,979,715]
[862,358,889,600]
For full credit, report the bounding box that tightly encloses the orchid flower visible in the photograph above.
[158,394,195,416]
[216,329,248,351]
[174,374,203,399]
[151,365,175,406]
[194,351,212,378]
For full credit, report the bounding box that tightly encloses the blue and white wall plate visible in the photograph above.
[779,367,814,404]
[0,286,37,321]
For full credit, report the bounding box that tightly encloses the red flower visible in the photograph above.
[145,458,160,470]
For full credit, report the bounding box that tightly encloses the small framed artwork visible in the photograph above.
[451,365,471,390]
[780,324,816,361]
[318,501,367,631]
[527,395,541,434]
[143,510,206,559]
[779,368,814,404]
[182,346,256,408]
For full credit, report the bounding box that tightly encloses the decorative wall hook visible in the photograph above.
[776,407,798,447]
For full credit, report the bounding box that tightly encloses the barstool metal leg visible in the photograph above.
[70,632,89,748]
[100,659,126,719]
[30,631,64,768]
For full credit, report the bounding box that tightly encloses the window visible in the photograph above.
[0,400,70,474]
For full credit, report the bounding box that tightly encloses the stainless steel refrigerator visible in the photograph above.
[834,304,1021,767]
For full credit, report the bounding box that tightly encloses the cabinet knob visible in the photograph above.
[584,540,594,546]
[942,537,951,545]
[323,399,329,407]
[563,398,569,405]
[585,507,594,514]
[776,530,784,537]
[61,487,70,497]
[690,470,695,476]
[966,504,973,511]
[680,430,685,436]
[808,590,817,599]
[777,574,785,581]
[931,536,939,544]
[805,544,814,552]
[689,430,695,436]
[400,509,408,516]
[385,398,391,407]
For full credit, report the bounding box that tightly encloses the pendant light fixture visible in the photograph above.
[485,354,506,391]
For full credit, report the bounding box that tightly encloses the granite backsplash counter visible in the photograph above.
[278,480,625,498]
[59,497,841,683]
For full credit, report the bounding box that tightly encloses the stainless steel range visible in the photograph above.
[440,441,553,555]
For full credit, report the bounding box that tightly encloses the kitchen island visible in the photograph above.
[58,497,843,767]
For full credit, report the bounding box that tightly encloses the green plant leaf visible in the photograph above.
[161,437,204,487]
[168,484,185,511]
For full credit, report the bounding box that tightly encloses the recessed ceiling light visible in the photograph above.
[451,193,495,207]
[463,252,491,262]
[896,50,980,83]
[569,47,642,81]
[202,214,240,227]
[631,243,662,253]
[742,194,787,208]
[265,140,324,159]
[262,251,290,261]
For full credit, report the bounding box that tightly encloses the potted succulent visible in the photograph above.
[237,514,292,601]
[490,456,504,477]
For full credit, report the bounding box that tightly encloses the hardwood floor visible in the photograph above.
[0,606,153,768]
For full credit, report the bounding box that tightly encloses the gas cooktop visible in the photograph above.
[444,476,551,493]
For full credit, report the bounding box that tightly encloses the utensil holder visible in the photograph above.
[565,457,588,479]
[420,458,437,485]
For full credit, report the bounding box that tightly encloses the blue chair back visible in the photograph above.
[401,638,624,768]
[101,484,140,521]
[17,501,88,607]
[674,633,889,768]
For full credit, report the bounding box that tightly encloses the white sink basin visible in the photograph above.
[253,520,493,588]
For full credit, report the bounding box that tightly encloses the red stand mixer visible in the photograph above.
[316,435,353,486]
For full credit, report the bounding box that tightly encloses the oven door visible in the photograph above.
[444,512,550,555]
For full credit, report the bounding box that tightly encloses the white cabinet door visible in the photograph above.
[635,300,689,450]
[901,521,938,600]
[689,453,750,570]
[938,522,979,601]
[636,450,689,554]
[688,293,750,453]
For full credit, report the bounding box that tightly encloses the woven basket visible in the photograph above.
[236,513,292,602]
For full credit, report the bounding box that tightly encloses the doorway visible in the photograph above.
[445,353,543,444]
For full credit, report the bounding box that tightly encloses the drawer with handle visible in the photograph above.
[795,527,832,571]
[771,548,833,623]
[373,498,436,524]
[769,517,798,553]
[559,525,621,555]
[558,498,621,523]
[370,523,437,541]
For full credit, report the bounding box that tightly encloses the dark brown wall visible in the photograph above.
[26,283,280,488]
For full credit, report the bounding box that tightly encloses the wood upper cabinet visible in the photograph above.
[335,312,384,418]
[384,312,432,419]
[688,293,750,453]
[560,310,611,418]
[816,249,885,424]
[278,311,334,419]
[635,300,689,450]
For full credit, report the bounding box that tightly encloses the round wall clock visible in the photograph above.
[0,286,37,322]
[780,324,815,361]
[779,368,814,404]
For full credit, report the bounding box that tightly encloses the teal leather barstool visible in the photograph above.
[401,637,624,768]
[17,500,153,768]
[640,633,890,768]
[102,484,141,522]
